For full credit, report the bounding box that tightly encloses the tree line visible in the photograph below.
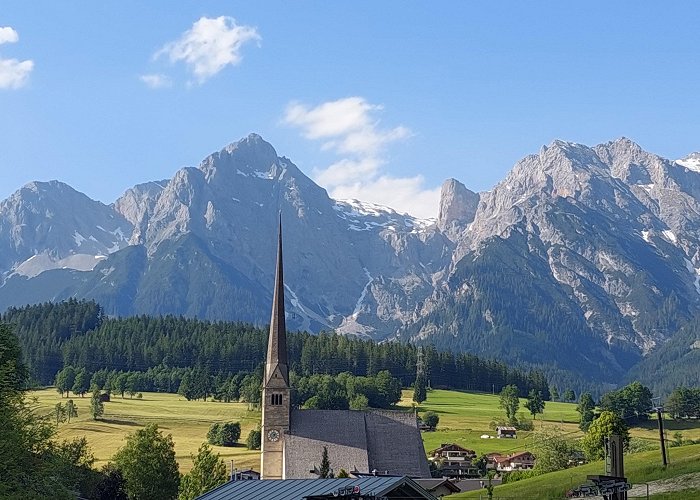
[3,299,551,398]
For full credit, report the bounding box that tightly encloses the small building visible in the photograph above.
[496,426,517,439]
[197,476,439,500]
[231,469,260,481]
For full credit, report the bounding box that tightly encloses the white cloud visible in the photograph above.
[331,175,441,220]
[0,26,33,90]
[156,16,260,84]
[0,27,19,45]
[283,97,440,219]
[140,73,172,89]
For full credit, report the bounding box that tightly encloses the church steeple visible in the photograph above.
[265,214,289,386]
[261,214,291,480]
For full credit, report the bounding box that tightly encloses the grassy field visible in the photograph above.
[452,444,700,499]
[399,389,583,457]
[29,389,262,473]
[30,386,700,483]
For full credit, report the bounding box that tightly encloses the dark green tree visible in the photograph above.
[55,402,67,426]
[178,443,227,500]
[581,411,630,461]
[207,423,222,446]
[72,368,90,397]
[423,410,439,430]
[413,370,427,404]
[550,385,559,402]
[246,428,261,450]
[599,381,653,422]
[499,385,520,424]
[66,399,78,423]
[319,446,332,478]
[563,389,575,402]
[576,392,596,431]
[93,464,128,500]
[218,422,241,446]
[90,389,104,420]
[55,365,76,397]
[113,423,180,500]
[524,389,545,420]
[0,323,96,498]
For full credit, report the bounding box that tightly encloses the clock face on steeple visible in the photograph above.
[267,429,280,442]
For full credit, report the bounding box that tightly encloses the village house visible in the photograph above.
[491,451,536,472]
[428,444,478,478]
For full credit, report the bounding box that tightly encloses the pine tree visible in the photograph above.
[66,399,78,423]
[524,390,545,420]
[319,446,332,478]
[54,402,66,426]
[413,347,427,404]
[90,389,104,420]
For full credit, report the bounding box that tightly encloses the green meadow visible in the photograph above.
[29,389,262,473]
[399,388,583,456]
[30,385,700,485]
[452,444,700,499]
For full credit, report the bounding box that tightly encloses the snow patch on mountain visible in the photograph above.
[663,230,677,244]
[13,252,107,278]
[675,153,700,173]
[334,199,433,233]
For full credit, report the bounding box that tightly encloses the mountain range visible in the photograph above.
[2,133,699,391]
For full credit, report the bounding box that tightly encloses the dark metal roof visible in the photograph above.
[284,409,431,479]
[414,478,462,493]
[197,476,438,500]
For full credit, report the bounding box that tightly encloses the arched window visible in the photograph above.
[271,393,282,405]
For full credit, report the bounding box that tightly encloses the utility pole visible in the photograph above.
[417,346,424,377]
[656,407,668,466]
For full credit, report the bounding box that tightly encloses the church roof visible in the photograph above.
[197,476,437,500]
[265,215,288,386]
[284,409,431,479]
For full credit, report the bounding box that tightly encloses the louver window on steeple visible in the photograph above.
[271,393,283,405]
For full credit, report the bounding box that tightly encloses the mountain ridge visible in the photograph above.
[1,133,699,390]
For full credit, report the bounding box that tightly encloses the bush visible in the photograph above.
[423,411,439,430]
[207,424,221,445]
[246,429,261,450]
[501,470,537,484]
[207,422,241,447]
[516,419,534,431]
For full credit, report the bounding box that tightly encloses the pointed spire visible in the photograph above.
[265,213,289,386]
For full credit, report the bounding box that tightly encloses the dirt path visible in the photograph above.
[627,472,700,497]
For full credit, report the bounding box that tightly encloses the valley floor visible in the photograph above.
[29,387,700,486]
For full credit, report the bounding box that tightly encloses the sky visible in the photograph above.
[1,2,699,219]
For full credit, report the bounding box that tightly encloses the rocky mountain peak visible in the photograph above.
[437,178,479,238]
[676,152,700,173]
[201,133,281,179]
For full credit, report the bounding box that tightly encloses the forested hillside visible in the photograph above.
[2,300,550,399]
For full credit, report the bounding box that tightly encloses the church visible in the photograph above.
[260,221,431,480]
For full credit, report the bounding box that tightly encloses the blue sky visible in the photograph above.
[1,1,699,218]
